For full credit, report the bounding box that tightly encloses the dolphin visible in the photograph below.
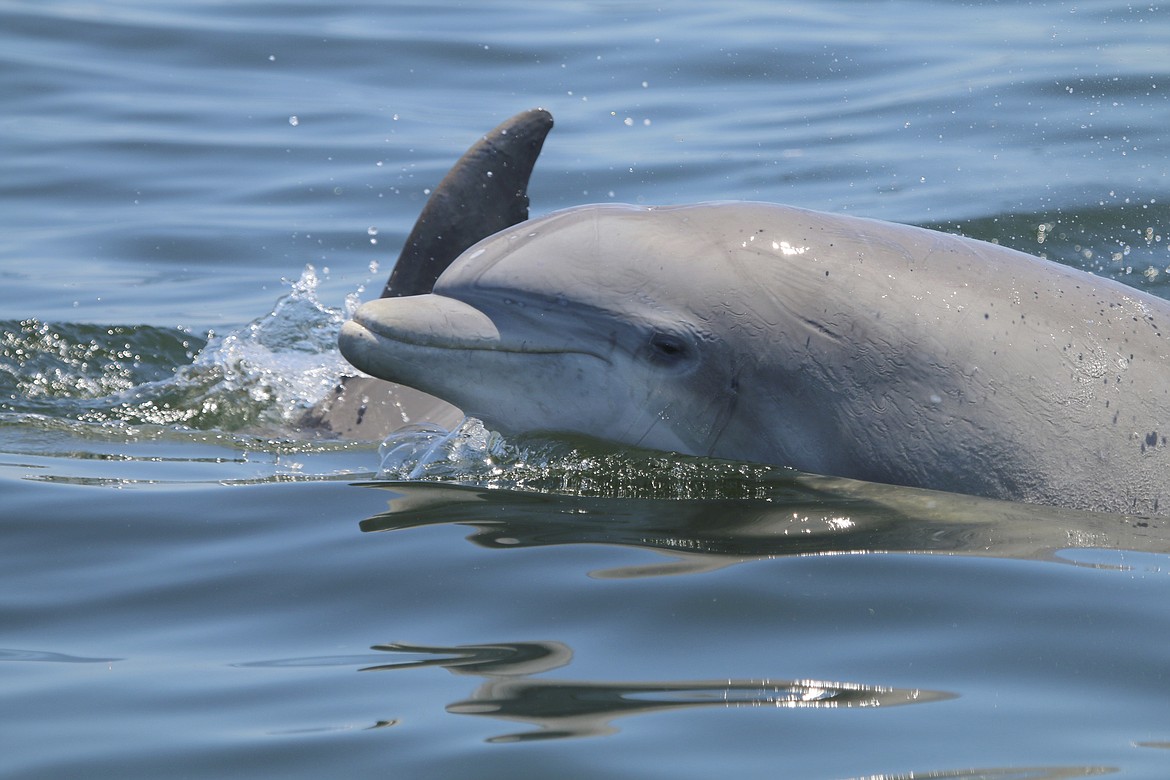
[339,122,1170,516]
[304,109,553,437]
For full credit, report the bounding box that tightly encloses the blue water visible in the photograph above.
[4,1,1170,777]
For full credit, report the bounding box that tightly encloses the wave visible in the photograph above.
[0,265,355,437]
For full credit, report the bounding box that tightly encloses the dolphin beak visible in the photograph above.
[339,294,500,381]
[350,295,500,349]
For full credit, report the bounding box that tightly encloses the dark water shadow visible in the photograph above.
[357,474,1170,577]
[241,639,1120,776]
[355,640,954,743]
[0,648,122,664]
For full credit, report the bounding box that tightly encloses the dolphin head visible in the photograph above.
[340,203,793,458]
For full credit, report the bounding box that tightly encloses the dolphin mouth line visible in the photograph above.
[346,316,610,363]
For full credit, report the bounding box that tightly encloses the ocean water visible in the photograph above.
[4,1,1170,777]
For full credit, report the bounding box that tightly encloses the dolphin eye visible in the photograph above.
[645,331,692,367]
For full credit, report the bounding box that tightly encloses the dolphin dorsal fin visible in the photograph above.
[381,108,554,298]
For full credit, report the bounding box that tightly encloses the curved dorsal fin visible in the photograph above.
[381,108,554,298]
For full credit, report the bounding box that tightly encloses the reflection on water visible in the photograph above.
[240,640,1118,778]
[353,641,955,742]
[359,478,1170,577]
[361,640,571,677]
[0,648,122,664]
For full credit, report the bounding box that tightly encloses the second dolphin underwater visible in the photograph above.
[336,109,1170,516]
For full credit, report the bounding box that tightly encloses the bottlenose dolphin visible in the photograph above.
[339,117,1170,516]
[304,109,552,437]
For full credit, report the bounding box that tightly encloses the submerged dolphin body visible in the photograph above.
[341,196,1170,515]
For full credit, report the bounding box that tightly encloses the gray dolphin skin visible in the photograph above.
[341,195,1170,516]
[304,109,553,437]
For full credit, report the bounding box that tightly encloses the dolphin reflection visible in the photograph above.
[359,641,954,743]
[358,476,1170,578]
